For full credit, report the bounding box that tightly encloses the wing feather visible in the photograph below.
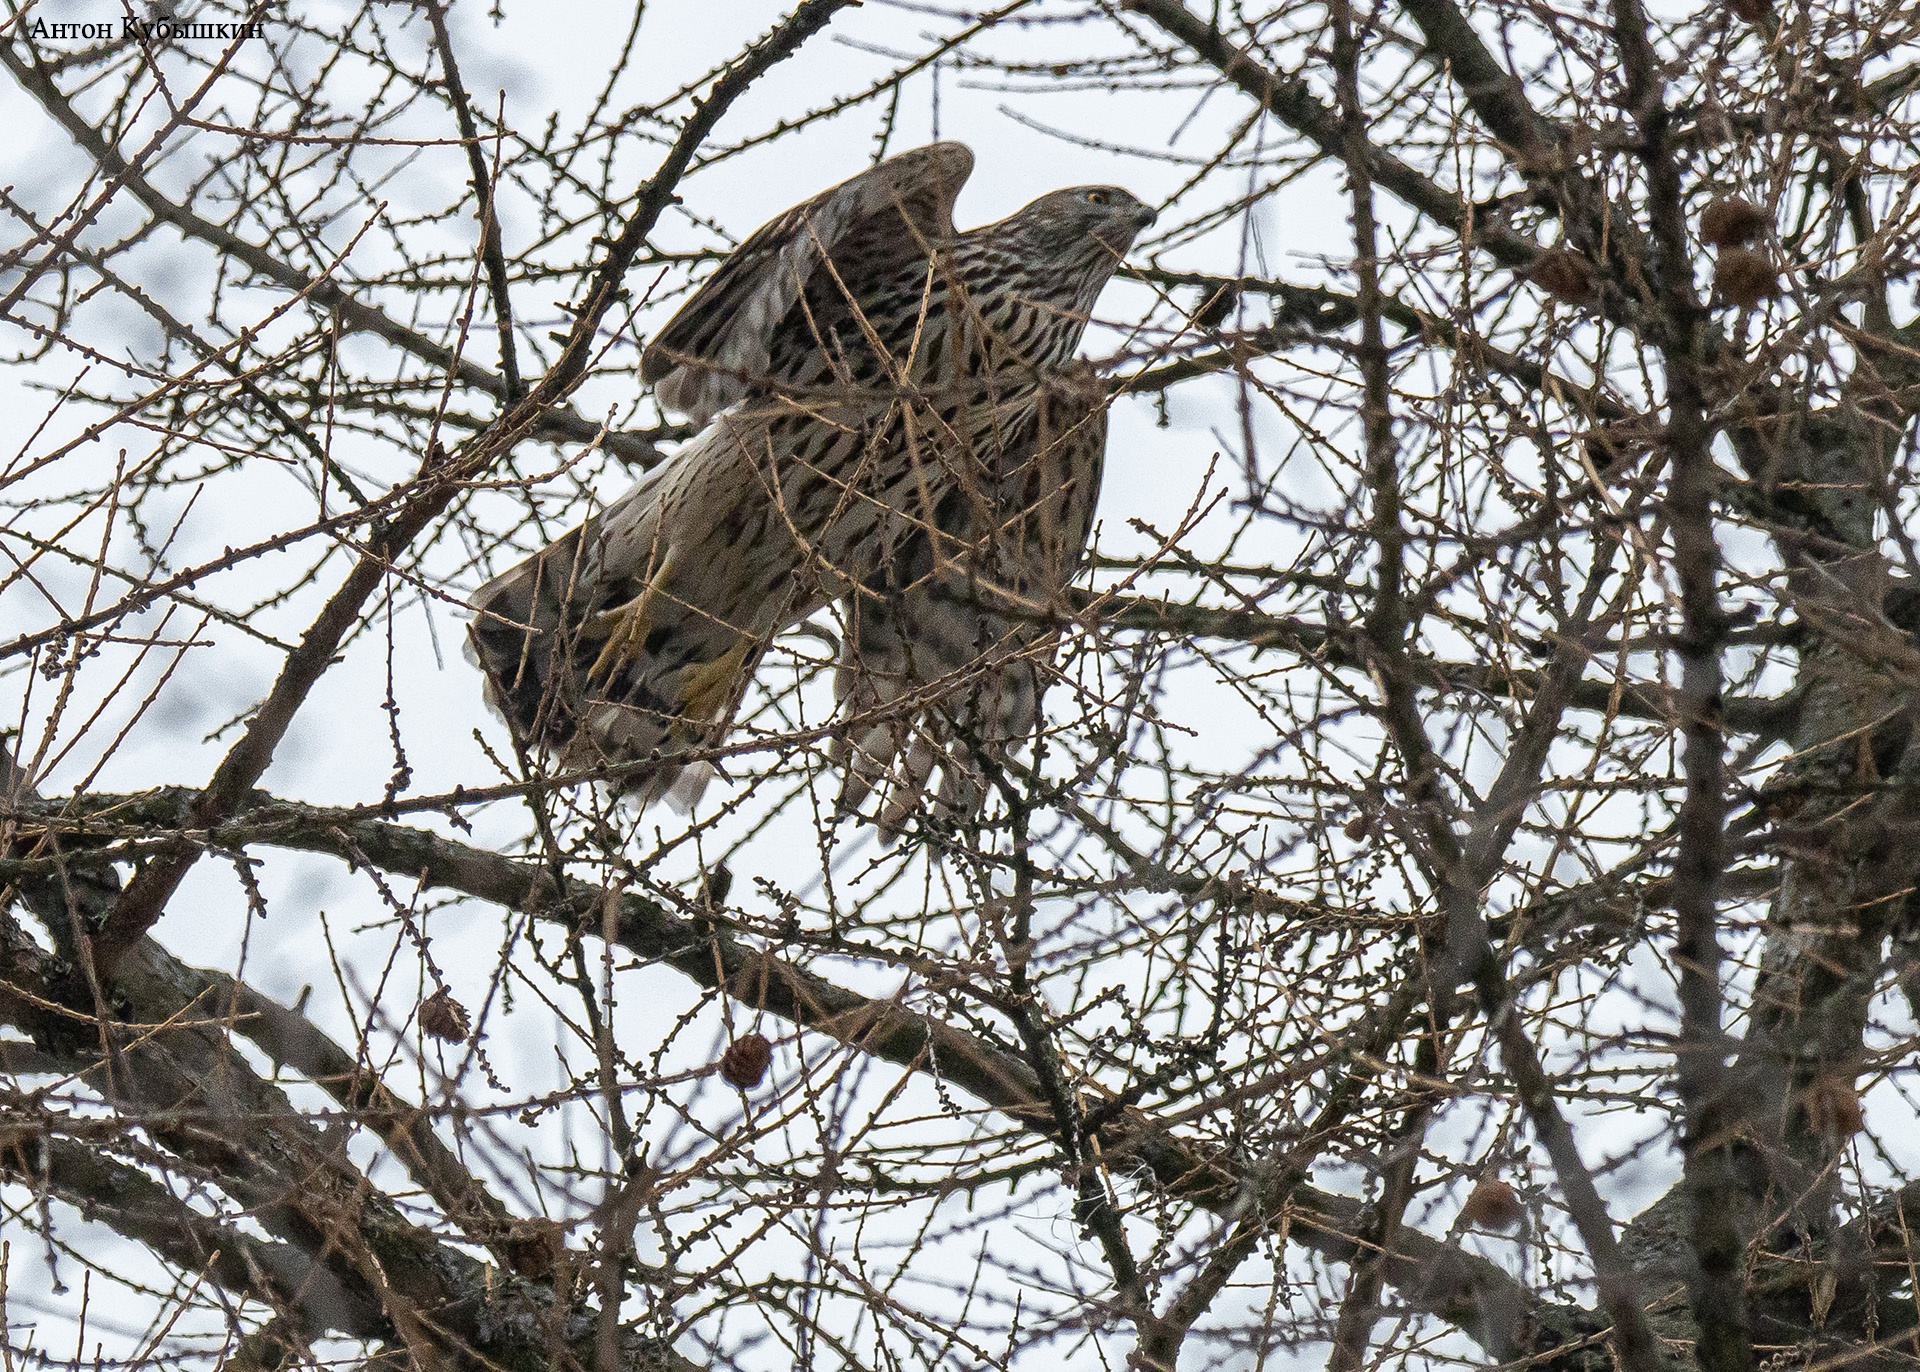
[642,142,973,425]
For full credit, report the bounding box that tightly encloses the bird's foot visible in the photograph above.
[585,550,678,685]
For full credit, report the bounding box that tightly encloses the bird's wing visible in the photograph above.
[642,142,973,425]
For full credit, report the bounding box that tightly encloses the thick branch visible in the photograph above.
[28,788,1602,1366]
[1119,0,1544,271]
[1612,3,1750,1367]
[0,1128,390,1346]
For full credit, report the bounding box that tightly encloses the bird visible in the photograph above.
[467,142,1153,820]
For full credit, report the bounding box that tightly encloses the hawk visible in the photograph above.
[469,142,1152,821]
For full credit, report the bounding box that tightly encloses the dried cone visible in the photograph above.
[502,1218,563,1279]
[1526,248,1597,305]
[1803,1075,1865,1140]
[1461,1176,1527,1231]
[719,1033,773,1089]
[1342,812,1370,841]
[1715,246,1779,307]
[419,987,470,1043]
[1699,196,1769,247]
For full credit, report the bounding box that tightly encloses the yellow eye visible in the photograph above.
[1086,189,1110,206]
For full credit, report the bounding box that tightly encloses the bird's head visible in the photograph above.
[1011,185,1157,261]
[954,181,1157,359]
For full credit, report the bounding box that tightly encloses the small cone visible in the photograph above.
[719,1033,773,1089]
[1802,1075,1864,1140]
[1526,249,1597,305]
[503,1218,563,1279]
[1699,197,1769,247]
[1461,1176,1526,1230]
[419,988,470,1043]
[1715,246,1778,307]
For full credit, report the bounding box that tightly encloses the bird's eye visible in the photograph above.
[1086,189,1110,206]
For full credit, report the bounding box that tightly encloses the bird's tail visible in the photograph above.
[829,366,1103,834]
[830,585,1051,836]
[467,516,757,810]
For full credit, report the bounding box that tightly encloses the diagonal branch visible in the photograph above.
[2,754,702,1372]
[0,1127,390,1348]
[424,0,522,403]
[1118,0,1544,271]
[0,40,658,467]
[1392,0,1565,172]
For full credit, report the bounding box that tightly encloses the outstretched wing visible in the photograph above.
[467,389,955,811]
[642,142,974,425]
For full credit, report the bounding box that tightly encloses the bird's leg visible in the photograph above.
[584,549,677,685]
[676,635,757,728]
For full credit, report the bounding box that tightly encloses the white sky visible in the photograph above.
[5,1,1914,1368]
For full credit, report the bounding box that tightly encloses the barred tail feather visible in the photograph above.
[467,523,597,754]
[828,366,1103,833]
[830,586,1051,836]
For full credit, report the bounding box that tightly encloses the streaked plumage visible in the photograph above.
[468,143,1151,819]
[831,362,1110,831]
[641,142,973,425]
